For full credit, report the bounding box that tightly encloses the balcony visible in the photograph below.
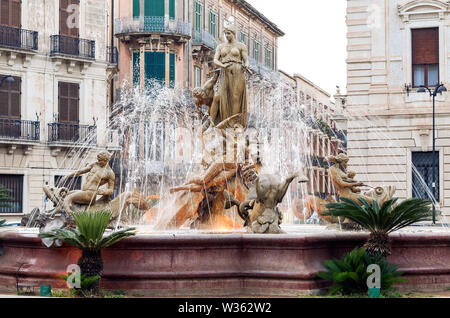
[114,16,191,40]
[0,118,39,141]
[192,30,217,51]
[0,26,38,51]
[107,46,118,65]
[0,25,38,66]
[48,123,97,146]
[50,35,95,60]
[0,119,40,155]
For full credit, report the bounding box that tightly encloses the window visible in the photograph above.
[412,28,439,87]
[59,0,79,37]
[265,48,272,68]
[209,11,216,38]
[54,175,82,191]
[58,82,80,141]
[412,151,439,201]
[169,0,175,19]
[240,32,246,44]
[253,39,260,61]
[144,51,165,86]
[194,66,202,87]
[0,75,21,119]
[169,53,175,88]
[144,0,164,17]
[133,52,140,86]
[0,174,23,214]
[133,0,140,18]
[194,2,202,32]
[0,0,21,27]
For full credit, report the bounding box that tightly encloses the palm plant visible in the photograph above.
[40,210,135,293]
[317,248,404,296]
[324,197,433,257]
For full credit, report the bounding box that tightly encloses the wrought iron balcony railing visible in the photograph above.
[0,118,40,141]
[192,30,217,50]
[0,25,38,51]
[115,16,191,38]
[50,35,95,59]
[48,123,97,145]
[107,46,118,65]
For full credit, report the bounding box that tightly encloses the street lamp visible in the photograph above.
[417,83,447,224]
[0,75,14,86]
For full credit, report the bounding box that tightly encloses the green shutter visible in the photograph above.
[169,0,175,19]
[209,12,216,37]
[145,52,166,86]
[133,52,140,86]
[169,53,175,88]
[240,32,246,43]
[195,2,201,32]
[145,0,164,16]
[254,40,259,61]
[133,0,140,18]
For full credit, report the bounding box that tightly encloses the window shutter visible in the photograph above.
[60,0,79,37]
[412,28,439,65]
[146,0,164,17]
[155,0,164,16]
[195,2,201,31]
[169,0,175,19]
[59,0,69,35]
[0,75,20,119]
[0,84,8,117]
[145,52,166,85]
[9,76,20,118]
[169,53,175,88]
[68,83,79,123]
[133,0,140,18]
[0,0,9,26]
[11,0,20,27]
[133,52,140,86]
[58,82,69,122]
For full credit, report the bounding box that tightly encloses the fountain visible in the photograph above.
[1,21,450,296]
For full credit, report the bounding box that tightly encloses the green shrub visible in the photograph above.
[324,197,433,257]
[317,248,405,296]
[61,272,100,297]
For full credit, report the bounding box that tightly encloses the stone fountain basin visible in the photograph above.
[0,226,450,297]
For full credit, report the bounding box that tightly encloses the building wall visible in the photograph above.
[345,0,450,217]
[280,71,344,200]
[0,0,112,221]
[115,0,283,90]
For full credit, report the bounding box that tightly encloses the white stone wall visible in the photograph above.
[0,0,112,221]
[346,0,450,217]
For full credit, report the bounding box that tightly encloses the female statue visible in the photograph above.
[213,23,249,128]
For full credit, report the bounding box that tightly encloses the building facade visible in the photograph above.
[0,0,116,221]
[111,0,284,191]
[345,0,450,218]
[280,71,346,203]
[113,0,284,91]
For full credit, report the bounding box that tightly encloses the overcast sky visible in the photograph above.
[246,0,347,97]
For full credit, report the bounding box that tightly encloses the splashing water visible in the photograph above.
[51,70,445,231]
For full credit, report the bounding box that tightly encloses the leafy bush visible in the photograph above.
[62,273,100,293]
[40,210,135,294]
[324,197,433,257]
[317,248,405,296]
